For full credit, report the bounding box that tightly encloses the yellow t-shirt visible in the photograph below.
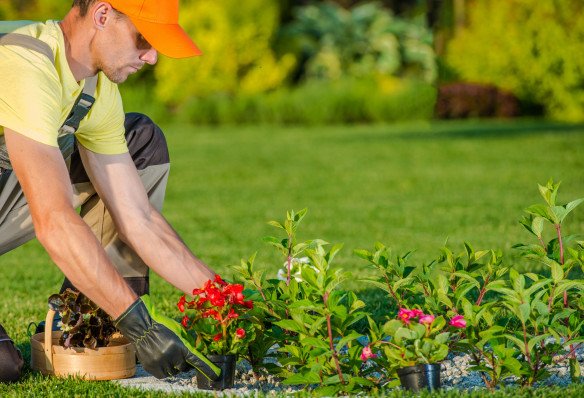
[0,20,127,155]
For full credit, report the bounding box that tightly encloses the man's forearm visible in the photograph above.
[119,205,215,294]
[38,208,137,318]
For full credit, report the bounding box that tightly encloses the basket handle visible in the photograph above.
[44,309,55,373]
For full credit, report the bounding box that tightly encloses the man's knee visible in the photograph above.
[0,325,24,383]
[124,113,170,171]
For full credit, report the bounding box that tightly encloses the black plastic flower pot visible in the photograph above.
[196,354,237,390]
[396,363,441,392]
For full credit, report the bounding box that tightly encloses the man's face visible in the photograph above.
[93,11,157,84]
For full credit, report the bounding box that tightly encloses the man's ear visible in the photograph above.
[92,2,117,31]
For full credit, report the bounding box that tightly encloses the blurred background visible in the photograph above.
[4,0,584,125]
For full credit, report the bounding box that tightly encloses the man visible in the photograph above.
[0,0,221,382]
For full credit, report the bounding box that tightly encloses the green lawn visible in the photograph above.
[1,119,584,396]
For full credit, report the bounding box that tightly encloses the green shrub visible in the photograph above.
[280,1,436,83]
[154,0,296,105]
[1,0,68,20]
[444,0,584,122]
[173,77,436,125]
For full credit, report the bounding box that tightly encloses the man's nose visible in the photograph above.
[140,48,158,65]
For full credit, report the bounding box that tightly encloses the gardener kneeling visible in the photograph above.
[0,0,221,382]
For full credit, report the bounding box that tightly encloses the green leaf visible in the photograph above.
[353,249,371,261]
[335,331,362,351]
[435,332,450,344]
[506,334,527,355]
[565,198,584,217]
[527,334,549,354]
[526,204,556,223]
[274,319,306,334]
[570,358,581,382]
[532,216,544,238]
[382,319,403,336]
[302,337,330,350]
[283,372,321,385]
[395,327,418,342]
[551,262,564,283]
[267,221,286,231]
[551,206,568,224]
[518,302,531,323]
[512,272,525,293]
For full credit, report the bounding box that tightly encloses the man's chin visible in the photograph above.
[105,72,129,84]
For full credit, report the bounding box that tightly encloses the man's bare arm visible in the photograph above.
[77,144,215,294]
[4,128,136,318]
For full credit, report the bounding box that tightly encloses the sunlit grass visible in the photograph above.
[1,119,583,396]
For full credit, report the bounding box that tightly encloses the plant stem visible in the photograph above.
[323,292,346,385]
[523,322,531,363]
[475,274,491,306]
[383,274,402,307]
[555,224,564,265]
[555,224,576,361]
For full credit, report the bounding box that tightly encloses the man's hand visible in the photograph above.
[114,295,220,380]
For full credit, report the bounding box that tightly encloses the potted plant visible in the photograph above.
[178,274,258,390]
[30,289,136,380]
[364,308,466,392]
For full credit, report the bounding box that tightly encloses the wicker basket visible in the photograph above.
[30,309,136,380]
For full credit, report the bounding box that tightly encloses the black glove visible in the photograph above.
[114,295,220,380]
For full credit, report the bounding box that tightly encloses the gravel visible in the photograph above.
[114,346,584,395]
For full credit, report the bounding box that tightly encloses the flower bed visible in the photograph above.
[162,180,583,394]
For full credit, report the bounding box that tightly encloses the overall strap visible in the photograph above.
[0,31,98,134]
[58,75,98,135]
[0,32,55,64]
[0,32,98,169]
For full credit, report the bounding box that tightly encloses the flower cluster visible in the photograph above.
[361,308,467,368]
[178,274,257,356]
[397,308,467,329]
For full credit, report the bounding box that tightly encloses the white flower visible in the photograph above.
[276,257,317,282]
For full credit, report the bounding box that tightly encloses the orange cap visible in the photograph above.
[108,0,201,58]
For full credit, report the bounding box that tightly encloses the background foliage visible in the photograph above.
[444,0,584,122]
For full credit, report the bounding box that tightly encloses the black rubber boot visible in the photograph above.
[0,323,24,383]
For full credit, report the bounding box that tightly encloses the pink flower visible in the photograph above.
[236,328,246,339]
[360,345,377,361]
[419,314,435,325]
[449,315,466,328]
[411,309,424,318]
[398,308,415,324]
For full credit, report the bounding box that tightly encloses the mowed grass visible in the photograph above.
[1,119,584,397]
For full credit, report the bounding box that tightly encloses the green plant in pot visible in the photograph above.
[178,274,258,390]
[365,308,466,392]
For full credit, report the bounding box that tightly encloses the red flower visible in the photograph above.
[203,309,222,321]
[214,274,228,286]
[177,295,186,313]
[227,308,239,319]
[236,328,246,339]
[242,300,254,309]
[192,288,204,296]
[207,287,225,307]
[181,315,189,328]
[213,332,223,341]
